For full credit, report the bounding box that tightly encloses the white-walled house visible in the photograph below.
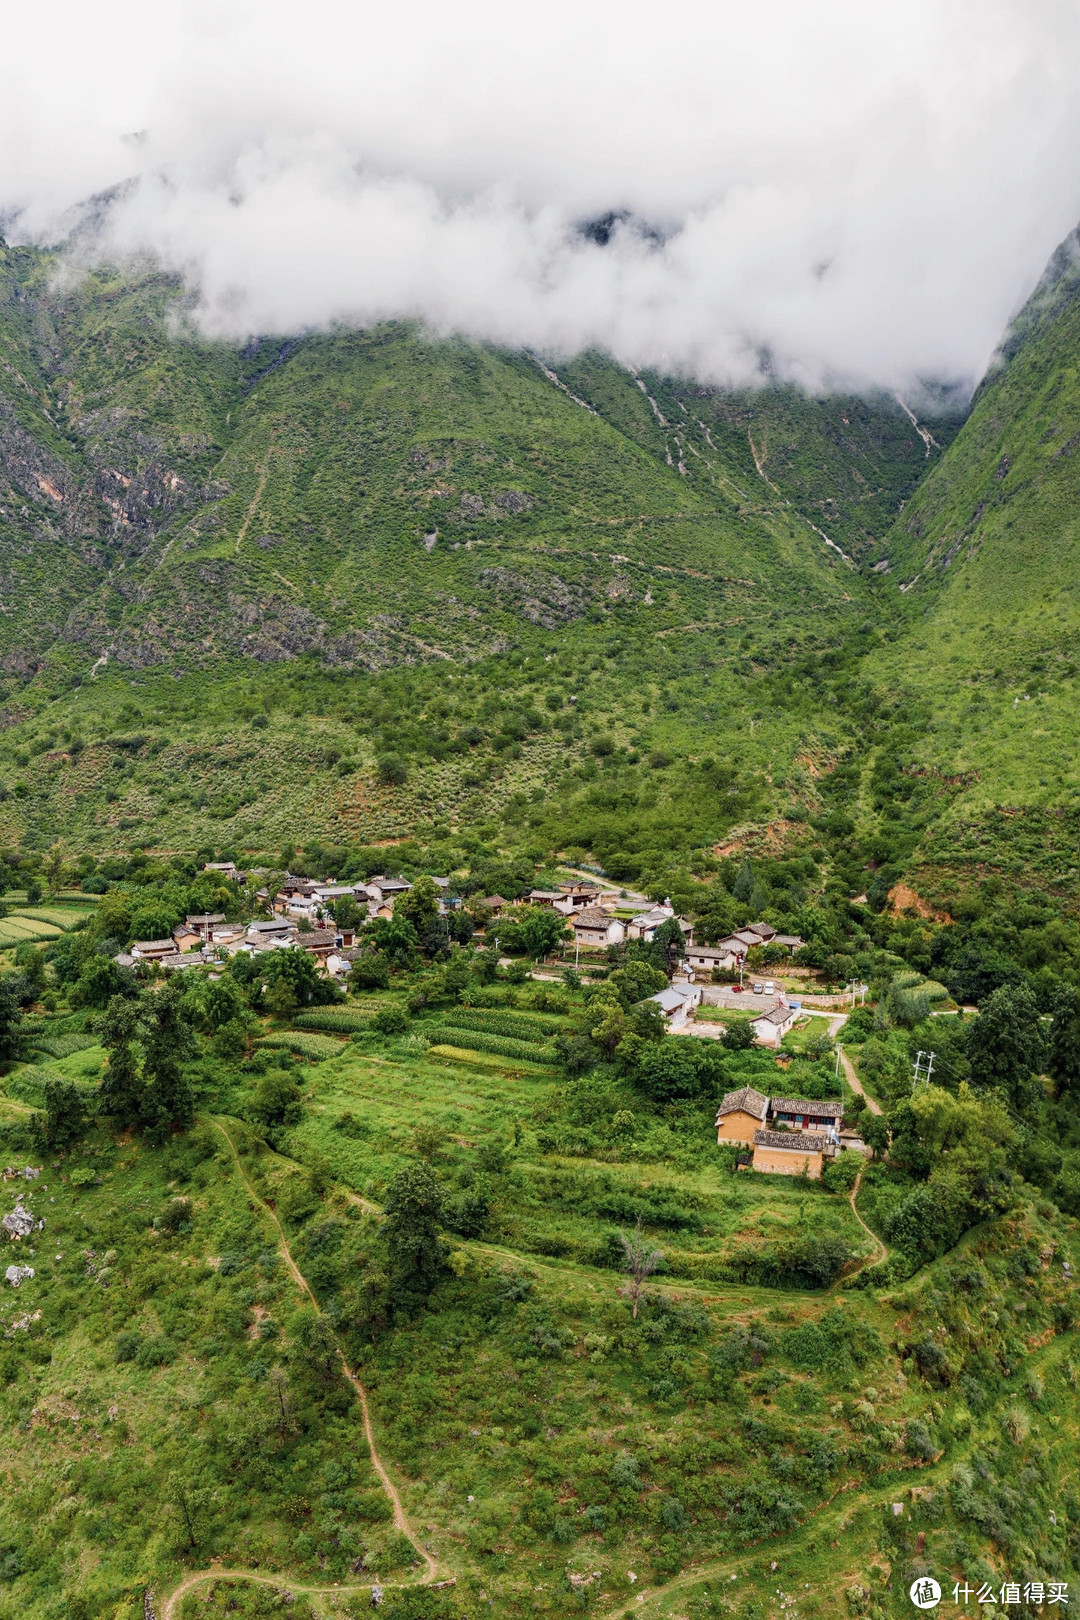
[685,942,745,979]
[645,983,703,1026]
[750,1004,799,1047]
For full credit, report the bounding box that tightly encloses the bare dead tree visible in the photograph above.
[619,1217,664,1319]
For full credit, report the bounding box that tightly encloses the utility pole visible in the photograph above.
[913,1049,935,1086]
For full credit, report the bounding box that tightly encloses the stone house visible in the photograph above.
[769,1097,843,1136]
[130,938,178,963]
[626,906,693,945]
[186,913,226,940]
[171,923,203,954]
[300,928,338,962]
[685,942,744,979]
[245,918,296,947]
[645,983,702,1026]
[750,1004,799,1047]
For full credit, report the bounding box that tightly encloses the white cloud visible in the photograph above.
[4,0,1080,390]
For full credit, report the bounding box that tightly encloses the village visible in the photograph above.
[115,863,865,1183]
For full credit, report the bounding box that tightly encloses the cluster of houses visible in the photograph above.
[118,871,806,1057]
[715,1085,851,1178]
[118,865,429,980]
[534,887,805,979]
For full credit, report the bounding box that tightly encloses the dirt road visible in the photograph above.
[828,1014,882,1115]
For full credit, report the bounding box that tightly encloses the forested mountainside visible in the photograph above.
[854,229,1080,908]
[0,241,901,680]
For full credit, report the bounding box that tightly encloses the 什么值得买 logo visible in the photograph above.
[910,1579,942,1609]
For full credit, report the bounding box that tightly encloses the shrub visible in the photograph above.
[904,1419,936,1459]
[372,1005,410,1036]
[376,753,408,786]
[115,1331,140,1362]
[135,1335,177,1368]
[822,1150,863,1194]
[159,1197,193,1233]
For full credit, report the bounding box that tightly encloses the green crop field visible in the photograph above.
[0,915,64,946]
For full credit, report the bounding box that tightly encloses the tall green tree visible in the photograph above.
[142,978,198,1140]
[36,1077,88,1149]
[1047,984,1080,1096]
[0,975,24,1061]
[98,993,145,1127]
[394,875,439,936]
[382,1162,446,1309]
[964,983,1046,1113]
[652,916,686,973]
[503,904,568,960]
[732,859,755,903]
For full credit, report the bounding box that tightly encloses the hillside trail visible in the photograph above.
[234,461,270,554]
[835,1169,887,1284]
[828,1014,882,1115]
[158,1119,444,1620]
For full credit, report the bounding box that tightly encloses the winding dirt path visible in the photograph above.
[828,1014,882,1116]
[233,462,270,554]
[842,1169,887,1275]
[158,1120,444,1619]
[163,1569,457,1620]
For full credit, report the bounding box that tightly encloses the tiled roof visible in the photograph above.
[716,1085,769,1121]
[770,1097,844,1117]
[753,1005,796,1025]
[649,987,694,1013]
[753,1129,831,1152]
[573,907,615,927]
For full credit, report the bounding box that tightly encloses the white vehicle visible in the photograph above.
[752,981,764,995]
[763,980,776,994]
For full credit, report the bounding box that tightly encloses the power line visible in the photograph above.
[913,1049,935,1085]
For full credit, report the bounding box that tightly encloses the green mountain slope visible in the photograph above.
[0,246,873,681]
[860,232,1080,904]
[0,241,953,866]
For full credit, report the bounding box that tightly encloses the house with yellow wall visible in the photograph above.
[715,1085,770,1146]
[750,1128,833,1179]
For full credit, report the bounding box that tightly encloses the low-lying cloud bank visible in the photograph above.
[5,0,1080,390]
